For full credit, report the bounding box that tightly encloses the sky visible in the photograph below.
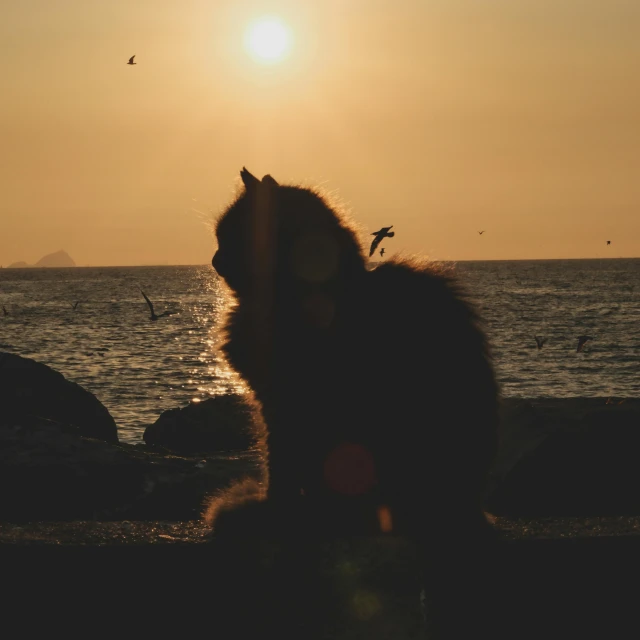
[1,0,639,266]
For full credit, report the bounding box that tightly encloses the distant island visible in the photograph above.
[7,250,76,268]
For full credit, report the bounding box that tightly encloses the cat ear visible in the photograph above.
[261,175,279,189]
[240,167,260,191]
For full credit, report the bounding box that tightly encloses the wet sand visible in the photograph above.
[2,514,640,545]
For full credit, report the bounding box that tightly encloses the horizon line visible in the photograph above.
[1,255,639,269]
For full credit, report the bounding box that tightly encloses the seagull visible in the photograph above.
[380,247,385,258]
[606,240,611,245]
[478,230,485,235]
[139,288,176,321]
[127,55,136,65]
[369,226,394,257]
[534,336,547,350]
[577,335,594,353]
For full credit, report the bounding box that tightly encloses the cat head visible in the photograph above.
[213,168,365,300]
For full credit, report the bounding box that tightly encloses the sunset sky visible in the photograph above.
[1,0,639,266]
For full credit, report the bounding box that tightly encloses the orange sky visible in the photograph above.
[1,0,639,266]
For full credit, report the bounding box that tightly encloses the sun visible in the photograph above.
[244,17,292,64]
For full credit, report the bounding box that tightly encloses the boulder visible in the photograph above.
[486,398,589,498]
[486,399,640,516]
[0,351,118,444]
[144,394,263,454]
[0,414,263,522]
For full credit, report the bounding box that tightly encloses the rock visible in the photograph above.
[0,355,265,522]
[0,414,263,522]
[144,395,264,454]
[486,399,640,516]
[34,250,76,267]
[6,250,76,268]
[0,351,118,444]
[486,398,587,498]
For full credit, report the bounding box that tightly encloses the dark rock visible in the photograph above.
[0,351,118,444]
[487,399,640,516]
[144,394,263,454]
[486,398,590,498]
[0,414,263,522]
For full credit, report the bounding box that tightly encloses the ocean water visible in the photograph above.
[1,259,638,443]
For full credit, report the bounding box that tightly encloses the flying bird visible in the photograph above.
[577,335,594,353]
[380,248,386,258]
[71,301,82,310]
[139,288,176,321]
[606,240,611,245]
[534,336,546,350]
[478,230,485,235]
[127,55,136,65]
[369,226,394,257]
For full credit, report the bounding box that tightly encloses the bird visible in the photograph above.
[478,230,485,235]
[606,240,611,245]
[369,226,394,257]
[2,305,7,316]
[577,335,594,353]
[534,336,546,350]
[127,55,136,65]
[71,301,82,310]
[139,288,176,321]
[380,248,386,258]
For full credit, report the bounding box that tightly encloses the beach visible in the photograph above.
[2,262,639,637]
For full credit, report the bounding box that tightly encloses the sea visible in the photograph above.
[1,259,638,444]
